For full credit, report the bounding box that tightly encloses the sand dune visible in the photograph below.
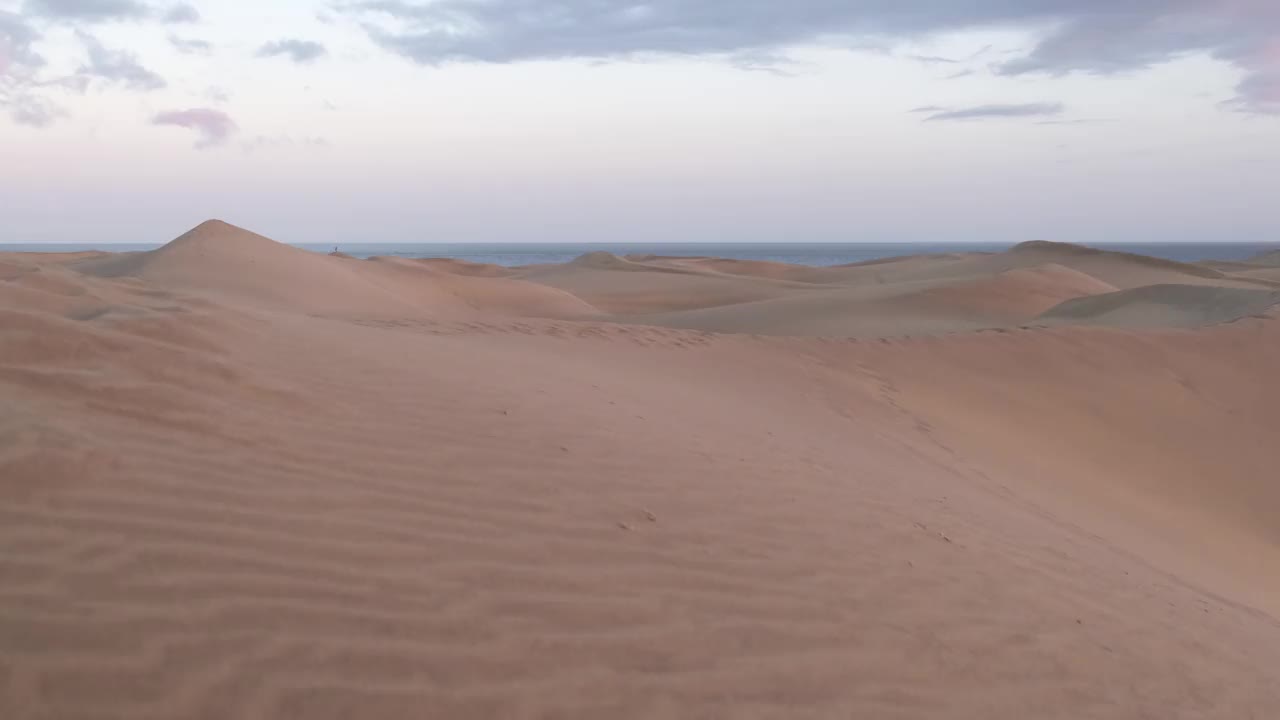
[616,289,999,337]
[641,256,857,284]
[415,258,519,278]
[4,223,1280,719]
[610,263,1118,337]
[539,241,1276,337]
[360,255,598,318]
[519,257,817,314]
[843,314,1280,608]
[1009,240,1228,277]
[810,241,1265,292]
[1040,284,1280,328]
[78,220,596,320]
[567,251,704,274]
[1223,266,1280,285]
[1248,248,1280,266]
[899,263,1118,320]
[77,220,432,315]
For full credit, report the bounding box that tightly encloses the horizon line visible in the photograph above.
[4,240,1277,246]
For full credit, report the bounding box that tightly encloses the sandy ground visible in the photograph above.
[2,220,1280,719]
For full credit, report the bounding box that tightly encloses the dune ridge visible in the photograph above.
[1040,283,1280,327]
[3,220,1280,719]
[77,220,597,320]
[1009,240,1231,278]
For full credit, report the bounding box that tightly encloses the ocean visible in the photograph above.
[2,241,1276,267]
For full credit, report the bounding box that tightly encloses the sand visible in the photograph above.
[3,220,1280,719]
[1248,248,1280,267]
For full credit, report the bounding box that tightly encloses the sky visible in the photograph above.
[1,0,1278,245]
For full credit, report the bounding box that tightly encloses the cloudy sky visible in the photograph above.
[2,0,1278,244]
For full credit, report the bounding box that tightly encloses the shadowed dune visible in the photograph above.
[602,262,1119,337]
[415,258,519,278]
[640,256,859,284]
[1040,284,1280,328]
[518,255,818,314]
[543,241,1276,336]
[1248,248,1280,266]
[4,221,1280,719]
[892,263,1118,320]
[820,241,1263,291]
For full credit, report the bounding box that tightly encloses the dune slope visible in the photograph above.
[3,227,1280,719]
[1248,249,1280,266]
[77,220,597,320]
[1040,284,1280,327]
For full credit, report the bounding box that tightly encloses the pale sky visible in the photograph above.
[2,0,1278,244]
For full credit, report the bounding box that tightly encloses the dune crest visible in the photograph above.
[75,220,597,320]
[76,219,423,315]
[902,263,1118,319]
[1011,239,1231,280]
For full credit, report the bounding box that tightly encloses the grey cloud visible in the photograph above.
[24,0,202,26]
[1,10,62,126]
[256,38,327,63]
[35,74,91,92]
[341,1,1280,112]
[162,3,199,23]
[9,93,64,126]
[923,103,1065,122]
[908,54,958,65]
[728,50,796,76]
[1,11,43,72]
[169,34,212,54]
[1228,61,1279,115]
[77,31,165,90]
[153,107,236,147]
[908,105,946,114]
[23,0,150,21]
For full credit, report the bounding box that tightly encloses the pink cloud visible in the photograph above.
[152,108,237,148]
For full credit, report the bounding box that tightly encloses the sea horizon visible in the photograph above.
[3,240,1277,267]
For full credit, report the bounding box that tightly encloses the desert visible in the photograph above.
[3,220,1279,718]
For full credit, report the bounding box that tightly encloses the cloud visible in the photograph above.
[162,2,199,23]
[728,50,797,76]
[921,103,1066,122]
[22,0,150,22]
[907,54,959,65]
[1,10,65,126]
[256,38,327,63]
[340,1,1280,112]
[1224,41,1280,114]
[9,93,64,126]
[153,107,236,147]
[77,31,165,90]
[169,34,211,54]
[1,11,42,72]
